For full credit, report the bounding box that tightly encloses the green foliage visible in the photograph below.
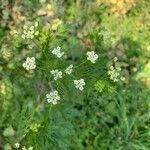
[95,80,116,94]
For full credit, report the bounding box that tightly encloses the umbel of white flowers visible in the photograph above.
[21,22,39,39]
[46,90,60,104]
[108,66,125,82]
[74,78,86,91]
[65,64,73,75]
[108,57,125,82]
[22,57,36,71]
[86,51,98,63]
[51,46,64,58]
[50,69,62,80]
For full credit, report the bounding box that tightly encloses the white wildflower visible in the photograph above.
[116,66,121,72]
[132,67,137,72]
[108,66,120,82]
[46,90,60,105]
[86,51,98,63]
[74,79,85,91]
[108,65,124,82]
[28,146,33,150]
[120,77,125,81]
[34,21,38,27]
[51,46,64,58]
[113,57,118,62]
[21,22,39,40]
[51,69,62,80]
[14,143,20,148]
[65,65,73,75]
[22,57,36,71]
[22,146,27,150]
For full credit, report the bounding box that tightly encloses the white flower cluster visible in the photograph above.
[51,46,64,58]
[22,44,99,105]
[47,50,99,104]
[108,66,121,82]
[113,57,118,62]
[46,91,60,104]
[108,58,125,82]
[14,143,33,150]
[50,65,74,81]
[50,69,62,80]
[74,79,85,91]
[86,51,98,63]
[22,57,36,71]
[21,22,39,40]
[100,30,112,45]
[65,65,73,75]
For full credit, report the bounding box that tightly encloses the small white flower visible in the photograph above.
[51,69,62,80]
[86,51,98,63]
[46,90,60,104]
[14,143,20,148]
[28,146,33,150]
[113,57,118,62]
[22,146,27,150]
[22,57,36,71]
[34,21,38,27]
[21,34,26,39]
[34,31,39,36]
[110,66,114,70]
[120,77,125,81]
[132,67,137,72]
[65,65,73,75]
[74,79,85,91]
[23,25,28,30]
[51,46,64,58]
[29,26,34,31]
[116,66,121,72]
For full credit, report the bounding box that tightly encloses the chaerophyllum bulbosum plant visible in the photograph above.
[9,21,126,149]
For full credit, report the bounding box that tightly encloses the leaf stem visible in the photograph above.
[75,60,88,68]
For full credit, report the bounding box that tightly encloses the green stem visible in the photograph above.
[44,105,52,127]
[33,39,41,48]
[75,60,88,68]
